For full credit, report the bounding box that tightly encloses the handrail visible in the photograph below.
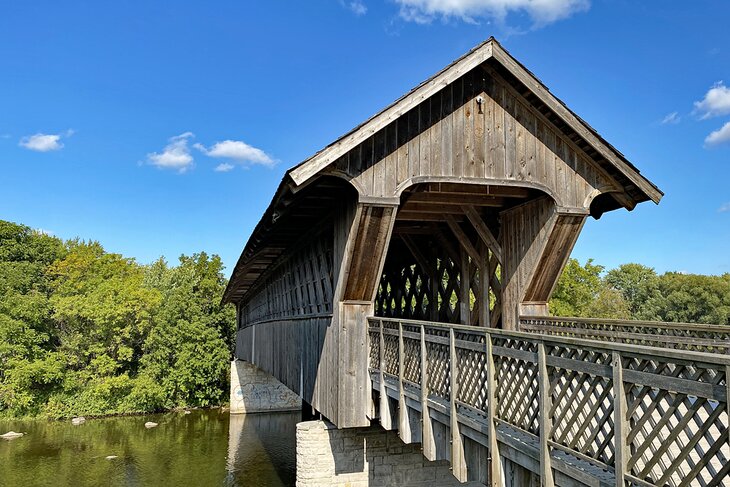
[520,315,730,333]
[520,315,730,354]
[368,316,730,486]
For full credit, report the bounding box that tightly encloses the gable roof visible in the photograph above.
[288,37,662,204]
[223,38,663,304]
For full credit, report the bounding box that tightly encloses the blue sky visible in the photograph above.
[1,1,729,276]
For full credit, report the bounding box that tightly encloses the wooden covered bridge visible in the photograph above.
[223,39,730,486]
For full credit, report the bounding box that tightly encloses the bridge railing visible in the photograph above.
[519,316,730,354]
[368,317,730,486]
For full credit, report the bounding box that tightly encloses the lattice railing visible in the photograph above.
[368,317,730,486]
[519,316,730,354]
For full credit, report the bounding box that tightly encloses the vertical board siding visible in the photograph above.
[329,67,617,210]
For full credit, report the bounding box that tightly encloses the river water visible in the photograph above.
[0,409,299,487]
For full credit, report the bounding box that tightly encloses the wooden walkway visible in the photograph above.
[368,317,730,486]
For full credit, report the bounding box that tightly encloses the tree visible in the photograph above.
[140,253,235,408]
[649,273,730,325]
[549,258,604,317]
[0,221,66,416]
[605,263,660,318]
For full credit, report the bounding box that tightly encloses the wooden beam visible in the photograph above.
[421,324,436,460]
[462,205,503,263]
[397,212,465,222]
[398,322,413,443]
[343,204,397,301]
[400,202,468,214]
[486,335,502,486]
[423,182,531,199]
[450,328,467,481]
[538,343,555,486]
[479,242,490,327]
[613,352,628,487]
[432,224,462,268]
[444,214,481,264]
[460,247,471,326]
[406,192,505,206]
[400,234,431,275]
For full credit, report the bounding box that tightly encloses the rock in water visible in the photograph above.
[144,422,158,429]
[71,417,86,426]
[105,455,118,460]
[1,431,24,440]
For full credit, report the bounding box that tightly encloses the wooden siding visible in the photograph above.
[235,222,340,421]
[500,197,585,330]
[329,66,619,211]
[240,230,334,327]
[236,316,332,410]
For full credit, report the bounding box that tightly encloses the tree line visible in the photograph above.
[550,259,730,324]
[0,220,235,419]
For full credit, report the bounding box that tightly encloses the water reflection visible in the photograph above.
[0,410,299,487]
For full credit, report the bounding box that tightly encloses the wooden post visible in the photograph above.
[398,321,412,443]
[538,343,554,486]
[726,365,730,452]
[421,324,436,460]
[379,319,393,429]
[460,248,471,325]
[613,351,628,487]
[430,248,439,322]
[486,333,502,486]
[479,242,490,327]
[450,327,467,481]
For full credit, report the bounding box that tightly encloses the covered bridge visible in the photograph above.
[223,39,730,486]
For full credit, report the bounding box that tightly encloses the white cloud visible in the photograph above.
[693,81,730,119]
[194,139,274,167]
[661,112,680,125]
[342,0,367,15]
[214,163,235,173]
[719,202,730,213]
[704,121,730,147]
[147,132,195,172]
[19,133,66,152]
[394,0,590,26]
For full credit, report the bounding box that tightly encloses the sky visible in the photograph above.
[1,1,729,276]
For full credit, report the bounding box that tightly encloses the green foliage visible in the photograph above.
[550,259,614,317]
[550,259,730,325]
[140,253,234,408]
[0,220,235,419]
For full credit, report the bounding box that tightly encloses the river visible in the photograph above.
[0,409,299,487]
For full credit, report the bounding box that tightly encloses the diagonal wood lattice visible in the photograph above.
[368,317,730,487]
[375,231,501,327]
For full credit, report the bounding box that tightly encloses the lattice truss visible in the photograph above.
[375,231,501,326]
[547,345,615,466]
[623,356,730,486]
[240,232,333,326]
[493,336,540,435]
[368,316,730,486]
[454,329,489,412]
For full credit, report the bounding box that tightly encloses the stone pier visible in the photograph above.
[229,359,301,414]
[296,420,484,487]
